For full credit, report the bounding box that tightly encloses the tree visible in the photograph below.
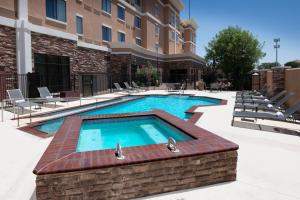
[205,26,265,90]
[257,62,280,70]
[285,60,300,68]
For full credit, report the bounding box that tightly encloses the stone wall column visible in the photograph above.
[252,73,259,91]
[272,67,290,94]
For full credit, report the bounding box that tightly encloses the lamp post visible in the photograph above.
[273,38,280,65]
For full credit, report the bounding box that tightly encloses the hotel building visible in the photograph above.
[0,0,205,96]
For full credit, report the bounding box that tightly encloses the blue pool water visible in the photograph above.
[77,116,193,152]
[36,95,220,134]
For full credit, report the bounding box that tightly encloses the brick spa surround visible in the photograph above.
[34,110,238,200]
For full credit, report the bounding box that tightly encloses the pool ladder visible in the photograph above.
[115,143,125,160]
[167,137,180,153]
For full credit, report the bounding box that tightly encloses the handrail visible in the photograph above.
[1,95,130,126]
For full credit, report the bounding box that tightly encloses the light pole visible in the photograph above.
[273,38,280,65]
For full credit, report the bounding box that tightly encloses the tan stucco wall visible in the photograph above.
[285,68,300,107]
[26,0,183,54]
[0,0,17,19]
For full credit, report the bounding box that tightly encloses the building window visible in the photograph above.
[176,33,179,43]
[190,32,196,43]
[46,0,66,22]
[170,12,175,27]
[136,37,142,46]
[170,30,175,41]
[76,15,83,35]
[118,32,125,43]
[134,16,141,29]
[155,24,160,36]
[34,53,70,92]
[154,4,160,16]
[102,0,111,14]
[102,25,112,42]
[117,5,125,21]
[134,0,141,7]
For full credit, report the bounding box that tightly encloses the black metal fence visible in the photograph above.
[0,73,112,101]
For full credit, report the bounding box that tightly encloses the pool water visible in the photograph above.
[76,116,193,152]
[36,95,220,134]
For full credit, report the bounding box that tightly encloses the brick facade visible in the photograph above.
[272,67,286,94]
[259,70,268,90]
[252,73,259,91]
[31,32,110,90]
[36,150,237,200]
[0,25,17,74]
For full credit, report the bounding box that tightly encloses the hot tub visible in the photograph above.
[33,110,238,200]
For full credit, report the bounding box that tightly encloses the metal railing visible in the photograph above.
[1,95,129,127]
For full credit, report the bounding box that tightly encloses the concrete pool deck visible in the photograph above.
[0,90,299,200]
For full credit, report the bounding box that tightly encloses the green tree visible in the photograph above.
[205,26,265,90]
[257,62,280,70]
[285,60,300,68]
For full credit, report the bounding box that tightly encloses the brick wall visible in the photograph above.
[259,70,267,90]
[0,25,17,74]
[31,32,110,90]
[272,67,286,94]
[36,150,237,200]
[252,74,259,91]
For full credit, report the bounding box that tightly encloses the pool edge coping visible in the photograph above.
[33,110,239,175]
[19,95,227,138]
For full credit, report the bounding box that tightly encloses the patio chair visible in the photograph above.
[113,83,129,93]
[132,81,147,91]
[123,82,138,92]
[38,87,62,108]
[235,90,287,104]
[234,92,294,112]
[210,82,220,91]
[232,100,300,123]
[7,89,38,115]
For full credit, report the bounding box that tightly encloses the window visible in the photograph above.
[34,53,70,92]
[190,32,196,43]
[102,25,112,42]
[176,33,179,43]
[117,5,125,21]
[136,37,142,46]
[155,24,160,35]
[170,12,175,27]
[154,4,160,16]
[170,30,175,41]
[46,0,66,22]
[134,0,141,7]
[118,32,125,43]
[134,16,141,29]
[76,15,83,34]
[102,0,111,14]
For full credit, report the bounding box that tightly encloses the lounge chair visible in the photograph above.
[132,81,147,91]
[38,87,62,108]
[123,82,138,92]
[113,83,130,93]
[168,84,184,94]
[210,82,220,91]
[234,92,294,112]
[7,89,39,115]
[235,90,287,104]
[232,100,300,123]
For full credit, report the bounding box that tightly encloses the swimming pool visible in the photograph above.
[36,95,221,134]
[77,116,193,152]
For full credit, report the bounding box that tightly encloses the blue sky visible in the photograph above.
[180,0,300,65]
